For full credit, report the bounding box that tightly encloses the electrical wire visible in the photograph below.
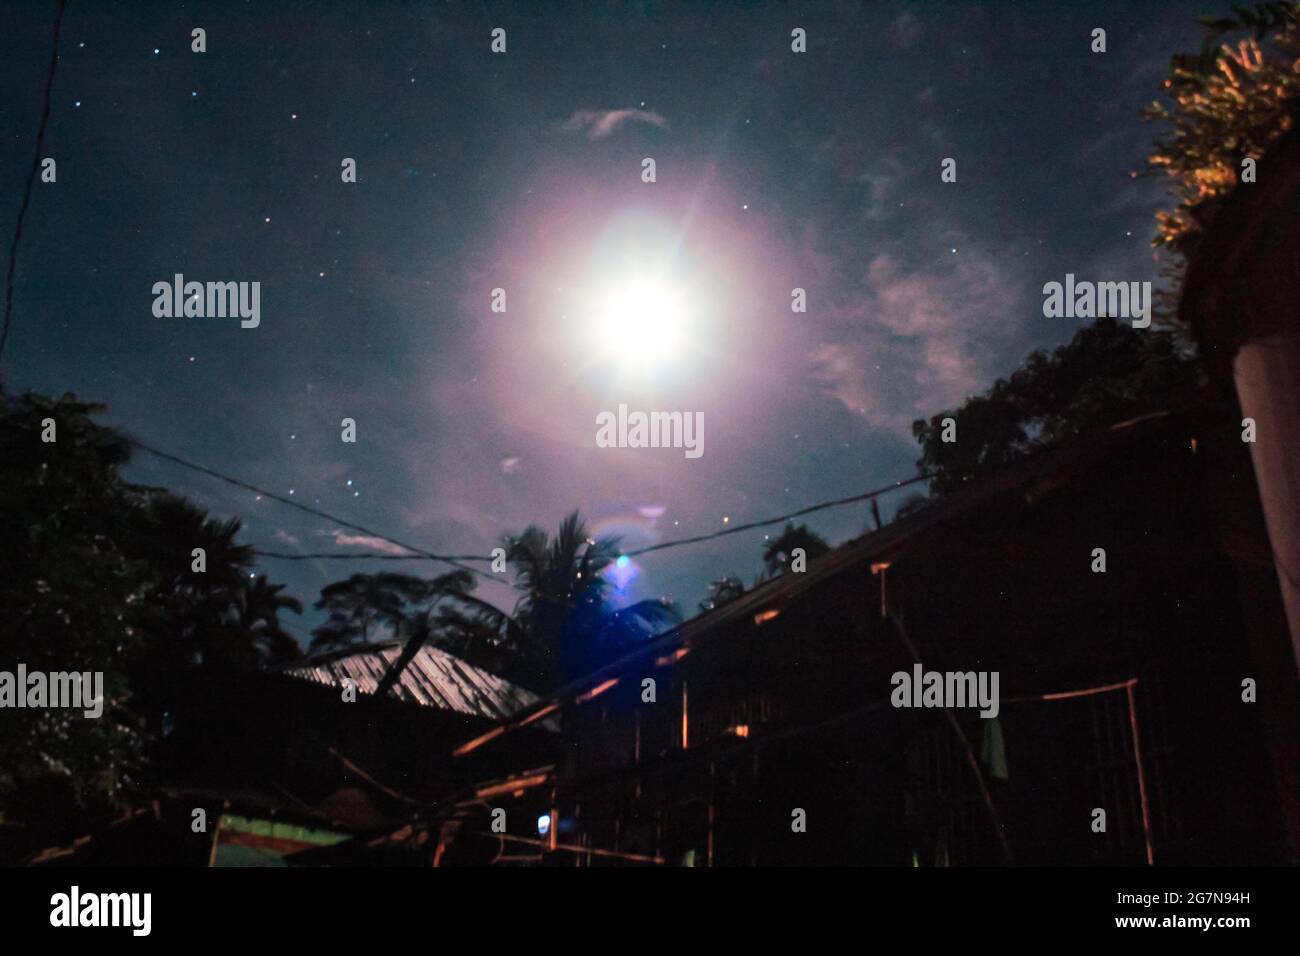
[125,436,496,580]
[127,432,933,571]
[0,0,69,376]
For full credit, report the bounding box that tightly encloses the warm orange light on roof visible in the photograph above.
[518,702,559,727]
[655,646,690,667]
[753,608,780,625]
[731,724,750,738]
[576,678,619,703]
[453,724,506,757]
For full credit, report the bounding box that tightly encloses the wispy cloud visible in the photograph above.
[562,108,669,140]
[808,247,1027,434]
[318,529,413,557]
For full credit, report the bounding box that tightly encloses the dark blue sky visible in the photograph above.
[1,1,1209,644]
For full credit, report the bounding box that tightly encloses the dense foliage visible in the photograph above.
[0,392,303,834]
[912,319,1199,494]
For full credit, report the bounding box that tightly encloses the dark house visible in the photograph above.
[415,401,1298,866]
[24,642,558,865]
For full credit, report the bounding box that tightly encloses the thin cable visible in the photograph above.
[127,433,933,572]
[251,474,933,563]
[125,436,494,580]
[253,550,490,562]
[623,473,933,558]
[0,0,68,378]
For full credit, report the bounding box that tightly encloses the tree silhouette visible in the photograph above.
[762,522,831,578]
[135,493,259,673]
[235,575,304,665]
[0,391,306,836]
[1,392,148,834]
[309,572,434,652]
[912,318,1197,495]
[372,569,479,697]
[497,512,679,689]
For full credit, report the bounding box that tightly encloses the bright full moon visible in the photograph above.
[593,276,688,375]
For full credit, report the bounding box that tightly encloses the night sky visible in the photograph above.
[1,1,1208,644]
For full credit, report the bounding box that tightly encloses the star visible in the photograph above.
[153,48,159,55]
[74,100,81,108]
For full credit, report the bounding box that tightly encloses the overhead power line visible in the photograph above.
[126,432,933,570]
[622,474,932,558]
[0,0,69,378]
[124,436,495,580]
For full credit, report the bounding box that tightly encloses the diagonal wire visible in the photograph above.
[0,0,69,379]
[622,473,933,558]
[125,435,495,580]
[126,435,932,571]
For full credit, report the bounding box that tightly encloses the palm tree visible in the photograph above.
[486,512,678,689]
[316,514,679,692]
[143,493,255,597]
[235,575,304,665]
[512,512,679,687]
[126,494,288,735]
[135,493,260,672]
[761,522,830,579]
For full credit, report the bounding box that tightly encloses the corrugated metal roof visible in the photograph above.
[284,643,538,721]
